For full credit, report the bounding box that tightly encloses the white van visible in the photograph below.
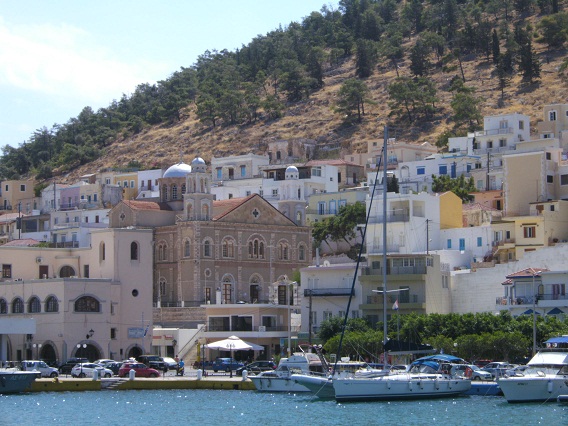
[21,360,59,378]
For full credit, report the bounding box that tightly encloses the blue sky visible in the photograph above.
[0,1,338,149]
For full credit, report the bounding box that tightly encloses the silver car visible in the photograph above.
[71,363,113,378]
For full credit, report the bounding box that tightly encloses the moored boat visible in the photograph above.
[0,370,37,394]
[499,336,568,403]
[333,354,471,402]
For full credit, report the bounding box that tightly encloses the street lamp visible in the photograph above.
[33,343,42,360]
[76,344,87,377]
[288,281,297,358]
[532,268,538,356]
[227,342,235,378]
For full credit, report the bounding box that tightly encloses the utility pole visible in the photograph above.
[307,289,313,345]
[486,152,490,191]
[426,219,429,255]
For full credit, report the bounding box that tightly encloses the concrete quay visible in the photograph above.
[28,371,256,392]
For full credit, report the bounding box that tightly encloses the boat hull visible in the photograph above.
[333,375,471,402]
[291,374,335,398]
[498,375,568,403]
[249,376,310,393]
[0,371,37,394]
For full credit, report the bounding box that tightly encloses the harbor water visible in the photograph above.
[1,390,565,425]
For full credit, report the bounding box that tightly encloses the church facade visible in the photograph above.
[109,157,312,310]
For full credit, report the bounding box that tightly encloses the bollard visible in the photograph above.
[196,369,202,380]
[242,370,248,381]
[93,369,99,381]
[129,368,136,380]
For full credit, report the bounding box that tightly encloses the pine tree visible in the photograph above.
[518,39,541,83]
[492,29,501,64]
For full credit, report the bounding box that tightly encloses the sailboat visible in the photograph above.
[332,127,471,402]
[295,128,471,401]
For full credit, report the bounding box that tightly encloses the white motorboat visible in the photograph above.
[499,336,568,403]
[333,354,471,401]
[249,352,324,392]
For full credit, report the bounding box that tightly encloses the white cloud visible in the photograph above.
[0,17,169,106]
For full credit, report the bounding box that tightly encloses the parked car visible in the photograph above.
[136,355,166,370]
[105,362,123,376]
[452,364,493,381]
[93,359,115,366]
[211,357,244,373]
[161,357,179,371]
[505,365,528,377]
[473,359,492,368]
[236,360,276,376]
[71,363,113,378]
[481,362,515,379]
[59,357,89,375]
[118,362,160,378]
[21,360,59,378]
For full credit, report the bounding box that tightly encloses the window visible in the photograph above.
[459,238,465,251]
[172,185,178,200]
[20,184,26,192]
[519,120,524,130]
[159,279,166,297]
[547,175,554,183]
[222,282,232,304]
[299,245,306,261]
[130,180,135,188]
[523,226,536,238]
[111,328,117,339]
[2,264,12,278]
[487,140,493,149]
[329,200,337,215]
[546,152,552,160]
[84,265,89,278]
[216,168,222,179]
[222,238,235,258]
[75,296,100,312]
[100,242,106,261]
[123,180,128,188]
[12,298,24,314]
[59,265,75,277]
[477,237,482,247]
[240,165,246,177]
[323,311,332,321]
[203,240,211,257]
[279,242,289,260]
[549,110,557,121]
[157,243,167,261]
[499,120,508,129]
[272,189,278,196]
[45,296,59,312]
[499,138,506,147]
[417,166,425,175]
[28,297,41,313]
[561,175,568,186]
[447,239,452,249]
[312,167,322,177]
[184,240,191,257]
[318,202,325,215]
[439,165,447,175]
[130,241,139,260]
[0,298,7,314]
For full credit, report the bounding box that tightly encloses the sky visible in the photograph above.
[0,0,338,149]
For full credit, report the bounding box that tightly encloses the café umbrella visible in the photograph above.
[205,335,263,351]
[205,335,263,377]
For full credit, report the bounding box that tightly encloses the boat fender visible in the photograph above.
[548,380,553,393]
[434,379,439,390]
[409,381,413,391]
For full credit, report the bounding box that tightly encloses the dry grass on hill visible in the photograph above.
[63,25,568,182]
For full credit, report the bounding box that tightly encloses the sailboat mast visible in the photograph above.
[382,127,389,349]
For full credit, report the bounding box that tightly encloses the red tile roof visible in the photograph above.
[3,238,40,247]
[506,267,549,279]
[122,200,172,211]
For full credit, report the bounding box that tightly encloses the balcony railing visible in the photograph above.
[496,293,568,306]
[304,288,354,297]
[361,265,427,276]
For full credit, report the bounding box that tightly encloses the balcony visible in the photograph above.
[497,292,568,307]
[304,288,353,297]
[473,127,513,137]
[361,265,427,276]
[367,213,410,224]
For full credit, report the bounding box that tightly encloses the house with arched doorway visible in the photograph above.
[0,227,153,364]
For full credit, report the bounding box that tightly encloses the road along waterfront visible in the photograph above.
[2,389,566,426]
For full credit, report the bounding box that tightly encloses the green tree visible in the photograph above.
[355,38,378,78]
[518,38,541,83]
[537,12,568,49]
[492,29,501,64]
[335,79,374,123]
[431,174,476,202]
[451,92,483,129]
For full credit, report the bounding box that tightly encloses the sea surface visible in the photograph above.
[1,390,565,426]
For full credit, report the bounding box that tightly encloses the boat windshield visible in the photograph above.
[524,365,568,375]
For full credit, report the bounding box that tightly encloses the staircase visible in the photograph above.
[102,378,128,390]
